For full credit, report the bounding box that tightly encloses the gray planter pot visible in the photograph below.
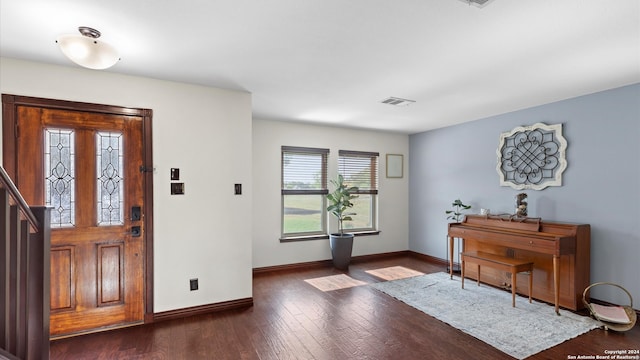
[329,233,354,270]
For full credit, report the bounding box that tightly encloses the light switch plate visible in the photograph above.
[170,168,180,180]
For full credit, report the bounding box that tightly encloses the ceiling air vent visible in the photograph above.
[458,0,493,7]
[380,97,416,107]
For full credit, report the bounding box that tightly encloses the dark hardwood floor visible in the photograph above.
[49,255,639,359]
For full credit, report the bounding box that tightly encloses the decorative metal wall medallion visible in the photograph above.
[496,123,567,190]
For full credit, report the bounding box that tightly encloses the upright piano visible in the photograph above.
[448,214,590,312]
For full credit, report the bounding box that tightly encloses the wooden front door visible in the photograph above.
[2,95,153,338]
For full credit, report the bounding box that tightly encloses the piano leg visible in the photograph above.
[449,236,454,279]
[553,255,560,315]
[512,272,517,307]
[461,255,465,288]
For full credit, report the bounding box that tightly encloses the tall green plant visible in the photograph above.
[327,175,359,235]
[445,199,471,222]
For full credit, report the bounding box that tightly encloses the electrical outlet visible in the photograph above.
[190,278,198,291]
[171,183,185,195]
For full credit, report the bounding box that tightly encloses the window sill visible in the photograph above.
[280,230,380,243]
[351,230,381,237]
[280,234,328,243]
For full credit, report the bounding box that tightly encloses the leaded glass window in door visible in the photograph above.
[44,128,76,227]
[96,131,124,226]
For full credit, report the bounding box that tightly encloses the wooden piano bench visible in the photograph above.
[460,251,533,307]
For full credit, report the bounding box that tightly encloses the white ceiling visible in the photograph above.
[1,0,638,134]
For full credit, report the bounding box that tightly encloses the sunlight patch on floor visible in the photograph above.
[304,274,368,292]
[365,266,424,281]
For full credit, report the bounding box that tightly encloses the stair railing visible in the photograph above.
[0,166,51,360]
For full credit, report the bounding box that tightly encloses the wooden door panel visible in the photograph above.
[74,129,97,228]
[50,305,131,335]
[42,108,127,130]
[97,242,125,306]
[50,246,75,311]
[15,106,44,205]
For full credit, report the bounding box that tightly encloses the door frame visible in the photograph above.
[2,94,155,324]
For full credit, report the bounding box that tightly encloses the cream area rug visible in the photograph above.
[371,272,600,359]
[304,274,367,292]
[365,266,424,281]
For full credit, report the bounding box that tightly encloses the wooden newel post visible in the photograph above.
[27,206,51,360]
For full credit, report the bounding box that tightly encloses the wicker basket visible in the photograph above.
[582,282,637,332]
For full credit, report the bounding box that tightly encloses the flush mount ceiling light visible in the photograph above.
[56,26,120,70]
[380,97,416,107]
[457,0,493,7]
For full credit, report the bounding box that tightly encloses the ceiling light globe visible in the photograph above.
[56,32,120,70]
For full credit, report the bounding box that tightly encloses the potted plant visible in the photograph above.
[445,199,471,273]
[446,198,471,222]
[327,174,358,270]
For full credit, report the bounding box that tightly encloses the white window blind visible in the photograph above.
[338,150,379,195]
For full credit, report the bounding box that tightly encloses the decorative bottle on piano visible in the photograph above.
[515,193,528,217]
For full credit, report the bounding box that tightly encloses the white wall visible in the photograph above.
[0,57,253,313]
[252,119,409,268]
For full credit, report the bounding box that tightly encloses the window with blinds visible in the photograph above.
[338,150,379,232]
[281,146,329,238]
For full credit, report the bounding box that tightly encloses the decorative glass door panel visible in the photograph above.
[96,131,124,226]
[44,128,76,227]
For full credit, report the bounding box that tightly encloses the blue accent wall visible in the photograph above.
[409,83,640,305]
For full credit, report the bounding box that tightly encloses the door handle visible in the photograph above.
[126,226,141,237]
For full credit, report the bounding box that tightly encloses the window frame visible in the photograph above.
[338,150,379,233]
[280,146,329,239]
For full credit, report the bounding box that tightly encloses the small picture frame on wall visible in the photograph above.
[386,154,403,178]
